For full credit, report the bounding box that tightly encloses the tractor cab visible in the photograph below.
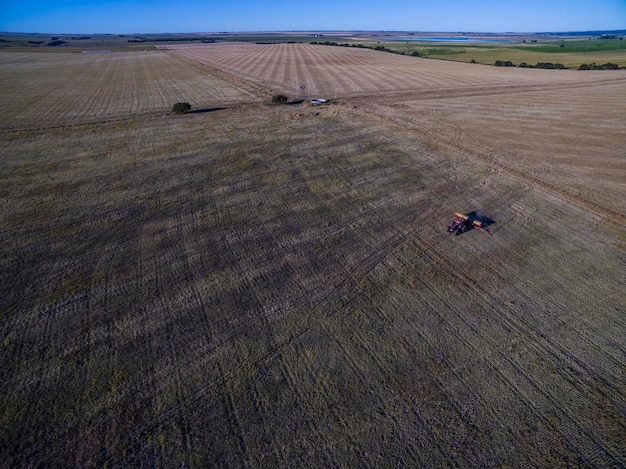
[447,212,471,236]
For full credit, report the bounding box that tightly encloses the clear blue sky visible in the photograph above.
[1,0,625,34]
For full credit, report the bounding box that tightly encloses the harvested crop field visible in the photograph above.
[167,43,626,221]
[0,50,262,130]
[1,44,625,467]
[166,42,621,96]
[355,78,626,217]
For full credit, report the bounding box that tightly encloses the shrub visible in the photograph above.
[271,94,289,104]
[172,102,191,114]
[535,62,565,69]
[579,62,620,70]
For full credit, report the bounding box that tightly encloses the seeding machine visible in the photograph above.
[447,212,491,236]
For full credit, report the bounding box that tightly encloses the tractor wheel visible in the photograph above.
[462,224,468,233]
[455,228,461,236]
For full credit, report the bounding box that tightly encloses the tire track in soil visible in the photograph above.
[390,229,624,467]
[100,173,438,466]
[459,173,626,350]
[86,56,120,118]
[158,204,220,461]
[384,256,576,464]
[354,229,540,462]
[101,181,250,466]
[247,192,447,463]
[16,236,129,466]
[459,226,626,378]
[99,155,309,466]
[353,300,529,466]
[293,45,321,98]
[316,319,449,466]
[41,240,132,457]
[504,202,530,237]
[486,234,624,357]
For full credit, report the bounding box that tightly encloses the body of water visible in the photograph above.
[389,37,515,43]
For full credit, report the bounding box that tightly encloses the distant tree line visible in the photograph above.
[578,63,621,70]
[313,41,420,57]
[129,37,216,43]
[256,41,305,44]
[494,60,566,70]
[496,60,566,69]
[523,62,566,69]
[495,60,622,70]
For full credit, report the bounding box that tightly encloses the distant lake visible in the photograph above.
[389,37,516,43]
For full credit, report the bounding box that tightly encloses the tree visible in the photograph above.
[172,102,191,114]
[271,94,289,104]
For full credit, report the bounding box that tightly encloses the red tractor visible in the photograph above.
[447,212,489,236]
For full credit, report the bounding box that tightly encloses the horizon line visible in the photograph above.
[2,29,625,36]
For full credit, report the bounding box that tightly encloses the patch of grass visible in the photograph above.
[363,38,626,67]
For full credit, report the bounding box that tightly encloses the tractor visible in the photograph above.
[447,212,489,236]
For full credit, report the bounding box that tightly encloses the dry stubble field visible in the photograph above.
[0,50,262,131]
[1,44,625,467]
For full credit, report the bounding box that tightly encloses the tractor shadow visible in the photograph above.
[465,211,495,228]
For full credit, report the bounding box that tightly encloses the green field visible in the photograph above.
[355,37,626,67]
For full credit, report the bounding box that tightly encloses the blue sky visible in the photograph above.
[1,0,625,34]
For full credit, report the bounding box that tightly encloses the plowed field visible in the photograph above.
[1,44,625,468]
